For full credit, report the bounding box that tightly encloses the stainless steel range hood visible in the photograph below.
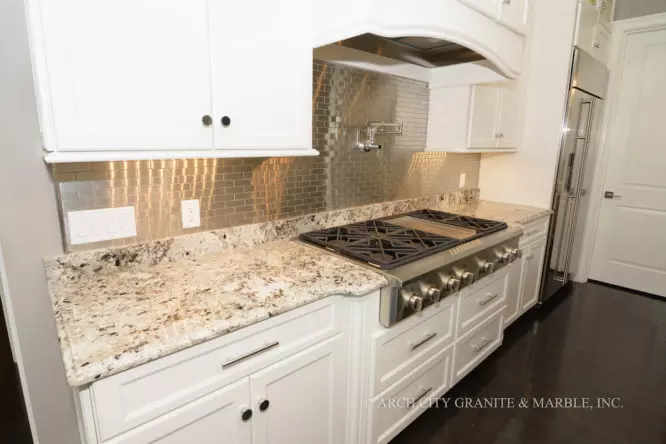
[336,33,485,69]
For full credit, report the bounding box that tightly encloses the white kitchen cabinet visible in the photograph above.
[596,0,614,31]
[249,335,347,444]
[209,1,312,152]
[29,0,317,162]
[102,379,251,444]
[498,0,530,35]
[574,0,599,55]
[427,80,522,152]
[593,24,611,66]
[34,0,214,153]
[503,256,525,327]
[458,0,499,19]
[520,236,547,312]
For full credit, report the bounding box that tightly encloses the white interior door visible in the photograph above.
[38,0,214,151]
[589,27,666,297]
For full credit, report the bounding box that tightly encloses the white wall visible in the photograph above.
[0,0,80,443]
[478,0,579,208]
[614,0,666,20]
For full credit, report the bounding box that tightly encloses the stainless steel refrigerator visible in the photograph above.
[541,47,610,302]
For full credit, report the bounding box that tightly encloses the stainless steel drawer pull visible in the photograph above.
[407,387,433,408]
[526,254,535,261]
[478,293,499,306]
[409,332,438,351]
[222,341,280,369]
[472,337,492,353]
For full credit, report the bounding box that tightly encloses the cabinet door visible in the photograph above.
[38,0,214,152]
[499,0,529,35]
[249,335,347,444]
[467,85,501,149]
[593,25,611,66]
[574,0,597,54]
[459,0,500,20]
[106,379,251,444]
[597,0,614,30]
[209,0,312,151]
[497,80,522,148]
[504,256,526,327]
[520,237,547,313]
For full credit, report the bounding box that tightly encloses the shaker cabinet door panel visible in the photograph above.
[497,80,522,148]
[38,0,214,151]
[105,379,251,444]
[210,0,312,151]
[521,237,547,313]
[499,0,529,35]
[467,85,501,149]
[459,0,500,20]
[249,335,347,444]
[504,256,526,327]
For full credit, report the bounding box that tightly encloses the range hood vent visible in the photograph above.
[337,33,485,69]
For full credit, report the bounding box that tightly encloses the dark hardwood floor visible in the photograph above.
[0,306,32,444]
[391,282,666,444]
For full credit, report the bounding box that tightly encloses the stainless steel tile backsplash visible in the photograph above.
[52,61,480,251]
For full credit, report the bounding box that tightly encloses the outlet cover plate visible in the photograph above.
[181,199,201,229]
[67,207,137,245]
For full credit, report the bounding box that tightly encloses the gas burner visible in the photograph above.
[300,220,459,269]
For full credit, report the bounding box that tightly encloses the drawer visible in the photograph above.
[457,270,507,337]
[91,297,344,442]
[371,295,457,395]
[368,345,453,444]
[519,216,549,246]
[452,309,503,385]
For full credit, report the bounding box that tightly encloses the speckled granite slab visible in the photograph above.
[45,240,387,386]
[453,200,551,226]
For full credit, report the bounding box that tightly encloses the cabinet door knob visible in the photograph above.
[241,408,253,421]
[593,42,601,48]
[503,0,510,4]
[221,116,231,127]
[259,399,270,411]
[202,115,213,126]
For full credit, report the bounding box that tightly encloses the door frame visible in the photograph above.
[575,12,666,282]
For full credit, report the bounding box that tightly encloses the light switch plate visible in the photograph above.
[67,207,137,245]
[181,199,201,229]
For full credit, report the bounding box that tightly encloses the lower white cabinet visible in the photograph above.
[249,335,347,444]
[503,255,525,327]
[520,236,547,312]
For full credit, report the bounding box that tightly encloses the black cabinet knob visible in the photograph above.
[259,399,270,411]
[221,116,231,127]
[241,408,253,421]
[202,115,213,126]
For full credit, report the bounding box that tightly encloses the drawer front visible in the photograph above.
[369,345,453,444]
[519,216,549,246]
[453,310,503,385]
[371,295,457,396]
[458,271,507,337]
[92,297,344,442]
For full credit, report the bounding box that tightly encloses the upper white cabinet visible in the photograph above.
[574,0,613,66]
[498,0,530,35]
[29,0,318,163]
[459,0,499,19]
[427,80,522,152]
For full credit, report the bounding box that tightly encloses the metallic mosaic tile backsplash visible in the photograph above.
[53,61,481,251]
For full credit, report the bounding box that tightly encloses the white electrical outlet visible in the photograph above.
[181,199,201,229]
[67,207,137,245]
[459,172,467,188]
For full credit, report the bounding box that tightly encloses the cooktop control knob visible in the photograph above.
[479,259,496,274]
[508,247,523,259]
[437,273,461,292]
[424,286,441,302]
[454,267,475,285]
[496,250,511,263]
[401,289,423,312]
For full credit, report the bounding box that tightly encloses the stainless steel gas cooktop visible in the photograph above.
[300,210,522,327]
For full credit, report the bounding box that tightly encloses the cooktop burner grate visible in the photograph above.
[299,220,460,269]
[408,209,508,235]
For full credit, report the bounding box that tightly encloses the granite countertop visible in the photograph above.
[45,240,387,386]
[454,200,551,226]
